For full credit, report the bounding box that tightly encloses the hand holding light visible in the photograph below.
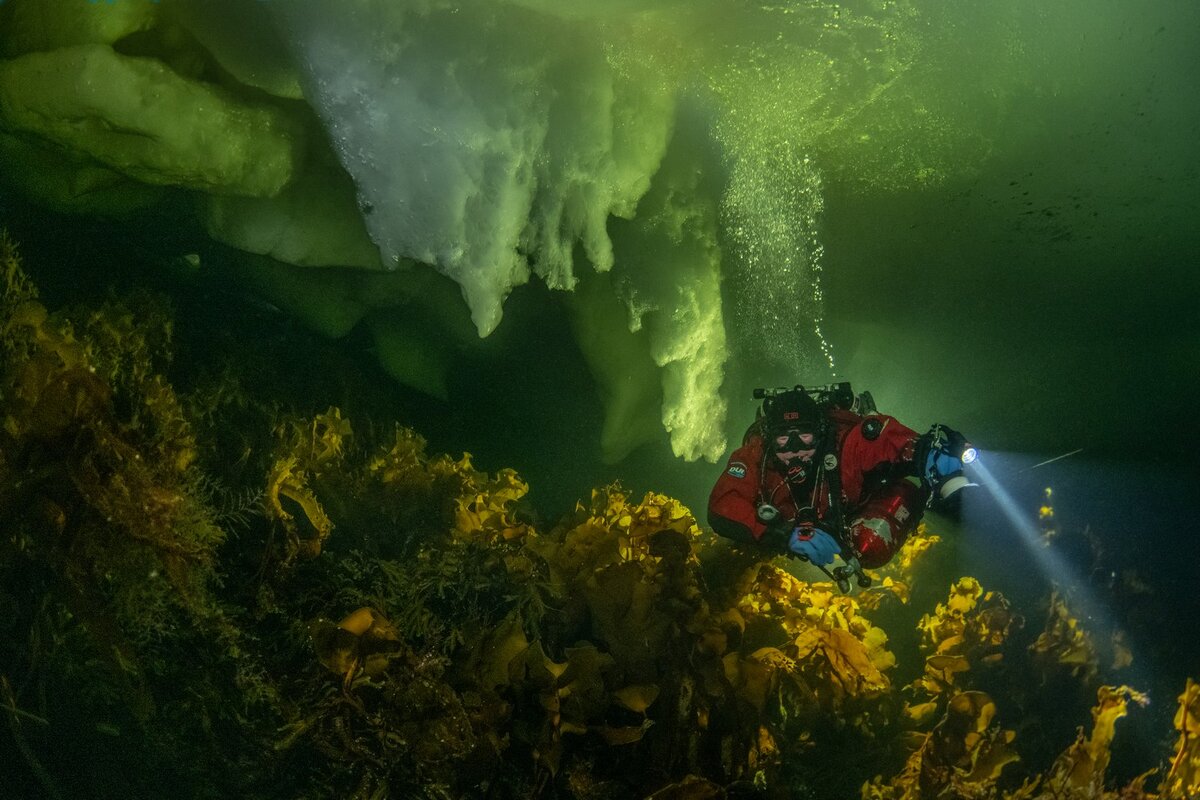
[918,424,978,500]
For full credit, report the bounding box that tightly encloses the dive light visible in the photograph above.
[926,424,979,500]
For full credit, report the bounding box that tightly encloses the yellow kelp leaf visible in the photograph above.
[793,627,822,661]
[309,607,403,681]
[367,425,430,487]
[927,692,1015,794]
[910,653,971,698]
[308,407,352,464]
[487,467,528,505]
[964,728,1019,784]
[1089,685,1150,770]
[863,625,897,672]
[543,651,571,682]
[948,690,997,731]
[863,691,1014,800]
[886,577,912,603]
[582,486,701,560]
[1039,487,1058,544]
[1030,592,1098,681]
[337,607,377,637]
[911,578,1018,703]
[309,619,358,677]
[594,718,654,745]
[557,644,614,727]
[927,654,971,673]
[1175,678,1200,735]
[904,701,940,727]
[934,634,965,655]
[751,724,779,770]
[453,466,531,544]
[947,577,983,614]
[722,652,776,713]
[856,576,910,612]
[685,606,729,654]
[0,230,37,306]
[522,639,570,687]
[974,593,1022,649]
[822,627,888,696]
[750,646,795,671]
[613,684,660,714]
[353,610,403,677]
[266,456,333,559]
[892,522,942,575]
[549,518,622,584]
[583,560,643,635]
[1163,678,1200,798]
[476,616,530,692]
[1032,684,1148,797]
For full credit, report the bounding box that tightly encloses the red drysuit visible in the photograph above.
[707,409,931,568]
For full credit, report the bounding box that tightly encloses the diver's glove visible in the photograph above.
[916,425,968,484]
[788,527,841,566]
[915,424,975,501]
[925,449,963,482]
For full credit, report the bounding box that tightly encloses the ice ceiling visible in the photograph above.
[0,0,1120,462]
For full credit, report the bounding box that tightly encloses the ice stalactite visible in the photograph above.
[265,0,732,462]
[266,0,675,338]
[608,114,730,463]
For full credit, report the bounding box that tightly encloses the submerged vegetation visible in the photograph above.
[1,229,1197,799]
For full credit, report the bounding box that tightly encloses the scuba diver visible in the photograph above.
[707,384,974,591]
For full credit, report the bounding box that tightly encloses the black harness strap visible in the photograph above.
[818,423,849,549]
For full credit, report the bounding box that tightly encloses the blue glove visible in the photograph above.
[788,527,841,566]
[925,449,963,483]
[918,425,968,484]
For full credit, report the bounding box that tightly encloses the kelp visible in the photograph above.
[907,577,1022,719]
[0,231,270,796]
[1001,685,1152,800]
[1,230,1196,799]
[1029,591,1099,683]
[1163,679,1200,799]
[863,690,1019,800]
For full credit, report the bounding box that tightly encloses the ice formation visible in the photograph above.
[268,1,676,337]
[0,0,1035,463]
[266,0,733,461]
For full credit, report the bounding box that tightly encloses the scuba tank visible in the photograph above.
[845,476,932,569]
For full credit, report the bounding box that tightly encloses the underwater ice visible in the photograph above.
[267,0,734,461]
[269,1,673,337]
[2,0,995,464]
